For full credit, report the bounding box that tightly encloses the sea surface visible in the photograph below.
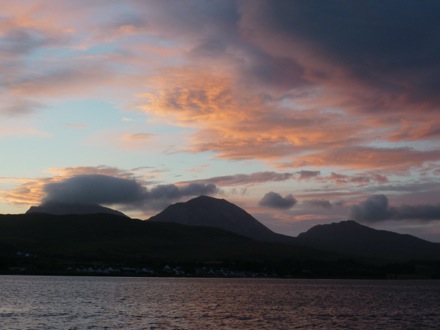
[0,276,439,329]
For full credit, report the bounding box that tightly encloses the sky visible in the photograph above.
[1,0,440,242]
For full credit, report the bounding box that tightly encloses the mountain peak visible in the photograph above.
[190,195,221,201]
[184,195,227,205]
[149,195,283,242]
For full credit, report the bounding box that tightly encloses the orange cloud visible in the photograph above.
[135,63,440,175]
[138,67,241,125]
[387,116,440,142]
[138,66,374,163]
[3,177,53,206]
[121,133,154,141]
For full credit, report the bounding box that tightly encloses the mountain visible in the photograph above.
[296,220,440,260]
[26,202,128,217]
[148,195,292,243]
[1,199,440,277]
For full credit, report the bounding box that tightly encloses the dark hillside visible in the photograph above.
[296,220,440,261]
[0,213,328,267]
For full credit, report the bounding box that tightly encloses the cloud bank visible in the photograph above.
[350,195,440,222]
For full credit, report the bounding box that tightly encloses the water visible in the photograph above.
[0,276,439,329]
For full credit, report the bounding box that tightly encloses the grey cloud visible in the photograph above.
[249,0,440,109]
[0,28,62,57]
[212,1,439,107]
[147,183,218,200]
[303,199,332,209]
[255,1,440,70]
[0,97,42,116]
[42,174,218,210]
[137,0,238,39]
[142,182,218,210]
[296,170,320,180]
[259,192,297,209]
[140,1,306,93]
[239,47,307,92]
[350,195,391,222]
[43,174,147,205]
[14,64,115,97]
[393,204,440,222]
[350,194,440,222]
[328,172,388,186]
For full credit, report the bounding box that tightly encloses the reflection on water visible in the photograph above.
[0,276,439,329]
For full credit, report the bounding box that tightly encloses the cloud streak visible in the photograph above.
[180,171,296,186]
[302,199,333,209]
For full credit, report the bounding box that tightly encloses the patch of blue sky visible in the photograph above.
[0,134,56,177]
[4,100,129,173]
[41,99,123,131]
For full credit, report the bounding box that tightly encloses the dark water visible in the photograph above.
[0,276,439,329]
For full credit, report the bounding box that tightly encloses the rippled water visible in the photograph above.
[0,276,439,329]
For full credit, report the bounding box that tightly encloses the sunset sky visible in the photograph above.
[1,1,440,241]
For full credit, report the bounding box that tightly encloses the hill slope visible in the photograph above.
[296,220,440,260]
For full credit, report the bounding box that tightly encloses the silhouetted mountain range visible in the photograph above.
[0,212,333,277]
[1,195,438,277]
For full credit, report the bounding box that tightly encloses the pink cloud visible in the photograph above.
[290,147,440,170]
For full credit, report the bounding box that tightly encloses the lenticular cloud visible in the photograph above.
[43,174,147,205]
